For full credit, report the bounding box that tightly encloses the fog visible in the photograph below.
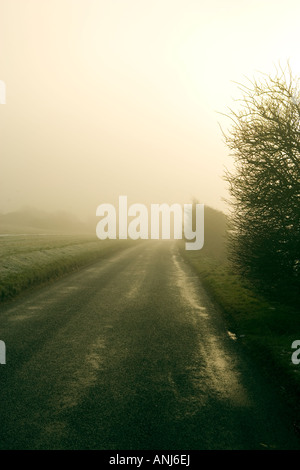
[1,0,300,224]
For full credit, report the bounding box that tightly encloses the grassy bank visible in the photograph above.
[179,240,300,419]
[0,234,131,302]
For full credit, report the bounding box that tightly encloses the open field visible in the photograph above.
[0,234,131,302]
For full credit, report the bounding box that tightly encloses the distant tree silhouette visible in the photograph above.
[187,200,228,261]
[222,64,300,301]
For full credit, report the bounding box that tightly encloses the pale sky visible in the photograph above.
[0,0,300,219]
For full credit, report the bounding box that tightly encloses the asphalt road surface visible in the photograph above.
[0,241,299,450]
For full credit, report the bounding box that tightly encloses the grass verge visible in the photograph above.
[0,234,131,302]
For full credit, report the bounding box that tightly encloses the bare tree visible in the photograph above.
[222,64,300,300]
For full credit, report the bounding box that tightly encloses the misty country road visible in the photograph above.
[0,241,299,450]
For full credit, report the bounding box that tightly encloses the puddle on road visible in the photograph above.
[172,253,205,320]
[54,336,106,411]
[9,306,41,321]
[9,314,36,322]
[60,286,79,293]
[171,250,251,408]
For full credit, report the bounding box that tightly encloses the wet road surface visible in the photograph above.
[0,241,299,449]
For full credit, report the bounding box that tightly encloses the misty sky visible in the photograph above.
[1,0,300,220]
